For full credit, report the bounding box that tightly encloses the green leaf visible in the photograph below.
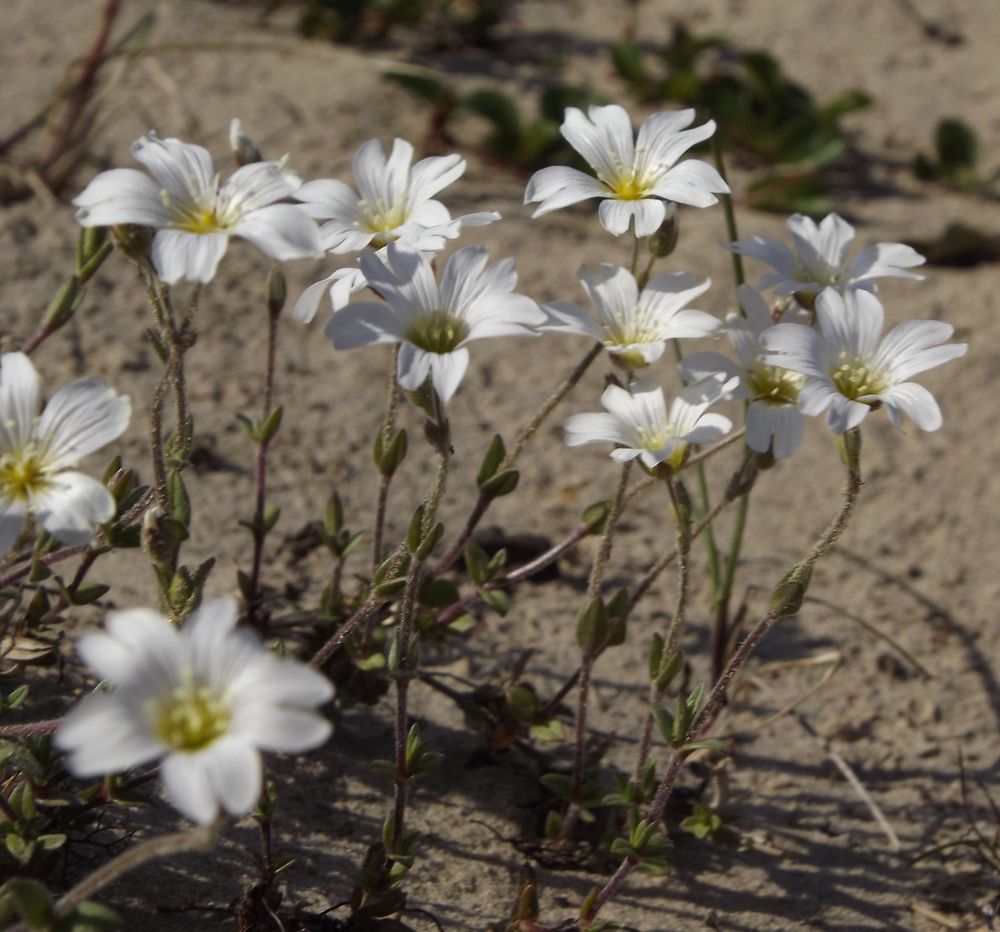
[475,434,506,486]
[680,738,728,754]
[651,702,675,745]
[383,70,454,107]
[464,540,489,584]
[610,40,646,86]
[480,588,509,616]
[936,117,979,172]
[417,577,460,608]
[1,878,53,927]
[746,172,834,217]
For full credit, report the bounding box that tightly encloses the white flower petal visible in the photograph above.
[77,608,182,688]
[38,379,130,468]
[598,198,644,236]
[230,656,334,708]
[631,198,667,237]
[397,343,433,392]
[200,737,262,817]
[561,105,634,182]
[638,113,716,168]
[813,212,856,270]
[650,160,728,207]
[407,152,465,205]
[537,301,602,339]
[56,694,163,777]
[0,352,42,451]
[151,229,229,285]
[875,319,966,381]
[563,412,636,449]
[33,471,114,546]
[682,412,732,445]
[223,161,298,209]
[848,242,925,283]
[160,752,219,825]
[826,394,869,434]
[747,403,804,459]
[0,501,26,557]
[679,351,743,389]
[880,382,942,431]
[760,323,826,379]
[294,178,362,221]
[524,166,607,216]
[325,301,403,349]
[73,168,170,227]
[234,204,322,261]
[131,132,216,204]
[430,348,470,404]
[234,707,332,753]
[798,379,839,417]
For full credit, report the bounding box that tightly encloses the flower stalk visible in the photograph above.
[589,428,863,921]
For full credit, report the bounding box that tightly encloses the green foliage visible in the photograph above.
[611,23,874,215]
[680,802,737,844]
[914,117,997,192]
[383,70,608,172]
[299,0,508,47]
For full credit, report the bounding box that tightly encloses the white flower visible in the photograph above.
[524,105,729,237]
[681,285,806,459]
[56,598,333,825]
[292,266,368,323]
[759,288,967,434]
[294,138,499,254]
[563,376,736,470]
[74,131,322,285]
[540,263,719,368]
[0,353,130,555]
[731,212,925,300]
[326,243,544,404]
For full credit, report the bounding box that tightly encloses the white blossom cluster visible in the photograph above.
[0,103,963,826]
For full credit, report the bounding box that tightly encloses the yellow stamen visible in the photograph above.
[154,680,230,752]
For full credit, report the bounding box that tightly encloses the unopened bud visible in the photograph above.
[266,266,287,317]
[648,203,680,258]
[230,118,262,166]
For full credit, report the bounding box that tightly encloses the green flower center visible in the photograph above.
[830,354,888,400]
[361,199,407,238]
[746,362,803,406]
[0,449,50,503]
[154,681,230,752]
[404,310,469,354]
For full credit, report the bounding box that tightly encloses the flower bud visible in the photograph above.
[648,203,680,258]
[230,118,262,166]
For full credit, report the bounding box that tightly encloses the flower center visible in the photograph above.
[0,449,50,503]
[830,353,889,400]
[607,170,650,201]
[359,199,407,240]
[161,187,232,235]
[154,680,230,752]
[404,310,469,354]
[746,362,803,406]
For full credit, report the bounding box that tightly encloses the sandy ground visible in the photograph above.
[1,0,999,929]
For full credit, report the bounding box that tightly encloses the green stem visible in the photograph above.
[431,342,602,576]
[561,460,633,840]
[390,399,450,848]
[590,429,863,921]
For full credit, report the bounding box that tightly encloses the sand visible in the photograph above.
[1,0,998,928]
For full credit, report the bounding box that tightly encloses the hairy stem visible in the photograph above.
[562,461,632,839]
[590,429,863,920]
[246,298,281,631]
[432,342,603,577]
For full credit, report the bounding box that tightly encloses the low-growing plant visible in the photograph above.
[0,97,968,932]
